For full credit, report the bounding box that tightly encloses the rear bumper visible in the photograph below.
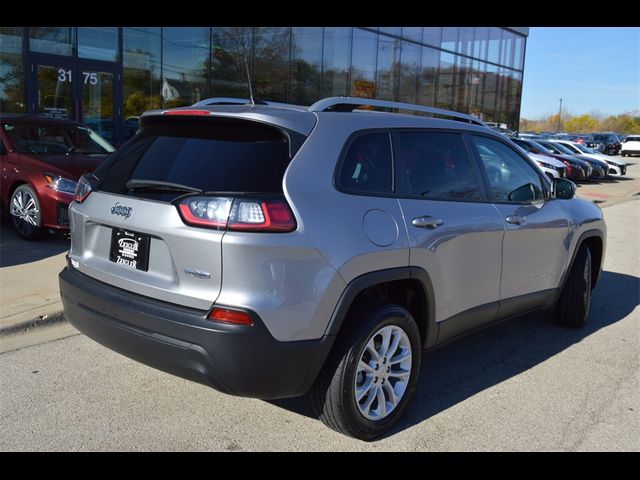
[59,266,333,399]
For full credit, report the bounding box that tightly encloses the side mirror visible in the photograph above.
[552,178,576,200]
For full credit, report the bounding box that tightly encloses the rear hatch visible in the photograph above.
[68,111,310,310]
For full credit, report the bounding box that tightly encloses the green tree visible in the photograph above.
[565,114,598,133]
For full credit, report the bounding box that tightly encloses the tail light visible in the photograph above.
[74,173,99,203]
[208,307,254,326]
[177,196,296,232]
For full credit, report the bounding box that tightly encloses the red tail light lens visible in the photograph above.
[74,173,98,203]
[177,196,296,232]
[208,308,254,326]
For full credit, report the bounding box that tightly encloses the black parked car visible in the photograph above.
[587,133,621,155]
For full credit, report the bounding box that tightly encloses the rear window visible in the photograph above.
[97,119,293,197]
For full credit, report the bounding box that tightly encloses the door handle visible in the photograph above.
[505,215,526,225]
[412,216,443,229]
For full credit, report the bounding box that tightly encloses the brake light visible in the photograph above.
[74,173,98,203]
[161,109,212,116]
[208,307,253,326]
[177,196,296,232]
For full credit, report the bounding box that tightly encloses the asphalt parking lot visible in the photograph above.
[0,156,638,451]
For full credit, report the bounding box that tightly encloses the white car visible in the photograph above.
[550,140,627,176]
[621,135,640,157]
[528,153,567,180]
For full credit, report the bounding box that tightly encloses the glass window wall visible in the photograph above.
[123,27,161,139]
[290,27,322,105]
[162,27,210,108]
[0,27,25,112]
[253,27,291,102]
[78,27,118,62]
[321,27,351,98]
[29,27,74,56]
[350,28,377,99]
[211,27,252,98]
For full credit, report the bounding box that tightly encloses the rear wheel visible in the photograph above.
[311,304,421,440]
[9,184,44,240]
[555,245,592,328]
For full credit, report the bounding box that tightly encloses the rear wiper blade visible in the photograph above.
[126,179,203,194]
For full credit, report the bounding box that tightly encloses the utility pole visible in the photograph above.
[557,97,562,133]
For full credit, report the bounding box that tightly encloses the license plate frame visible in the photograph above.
[109,228,151,272]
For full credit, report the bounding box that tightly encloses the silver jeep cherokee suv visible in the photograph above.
[60,97,606,440]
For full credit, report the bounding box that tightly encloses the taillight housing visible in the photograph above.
[208,307,254,326]
[74,173,99,203]
[177,196,296,232]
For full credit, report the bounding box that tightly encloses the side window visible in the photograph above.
[337,132,393,195]
[470,135,544,203]
[394,131,482,201]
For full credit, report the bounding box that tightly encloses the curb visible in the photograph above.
[0,311,67,337]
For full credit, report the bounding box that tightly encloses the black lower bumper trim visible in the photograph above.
[59,267,333,399]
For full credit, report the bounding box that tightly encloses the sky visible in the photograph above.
[520,27,640,119]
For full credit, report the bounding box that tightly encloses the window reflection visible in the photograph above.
[483,63,499,122]
[162,27,210,108]
[290,27,322,105]
[399,41,420,104]
[487,27,502,65]
[211,27,252,98]
[376,35,400,101]
[436,51,455,110]
[0,27,25,112]
[123,27,161,140]
[322,27,351,98]
[254,27,291,102]
[422,28,441,48]
[78,27,117,62]
[441,27,459,52]
[350,28,377,99]
[401,27,422,44]
[419,46,439,106]
[29,27,74,56]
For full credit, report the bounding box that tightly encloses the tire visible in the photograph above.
[621,151,627,157]
[555,245,592,328]
[311,304,421,440]
[9,184,44,240]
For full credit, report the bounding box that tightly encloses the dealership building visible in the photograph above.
[0,27,528,145]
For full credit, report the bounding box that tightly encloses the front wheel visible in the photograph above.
[9,184,44,240]
[311,304,421,440]
[555,245,592,328]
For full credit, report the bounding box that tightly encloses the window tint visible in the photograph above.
[337,132,393,195]
[395,131,482,201]
[98,120,291,198]
[471,135,544,202]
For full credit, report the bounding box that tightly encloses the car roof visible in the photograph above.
[141,102,493,137]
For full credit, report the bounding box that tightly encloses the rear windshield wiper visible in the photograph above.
[126,179,204,194]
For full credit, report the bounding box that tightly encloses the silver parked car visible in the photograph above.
[60,97,606,440]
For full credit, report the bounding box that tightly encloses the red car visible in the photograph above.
[1,114,114,240]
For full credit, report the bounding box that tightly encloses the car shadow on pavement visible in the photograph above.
[269,270,639,438]
[0,220,69,267]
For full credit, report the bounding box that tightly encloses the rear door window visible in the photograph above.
[393,131,483,201]
[97,120,292,198]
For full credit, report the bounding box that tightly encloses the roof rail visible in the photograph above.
[191,98,308,111]
[192,97,268,106]
[307,97,484,126]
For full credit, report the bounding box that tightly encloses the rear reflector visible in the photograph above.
[162,109,212,116]
[208,308,254,326]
